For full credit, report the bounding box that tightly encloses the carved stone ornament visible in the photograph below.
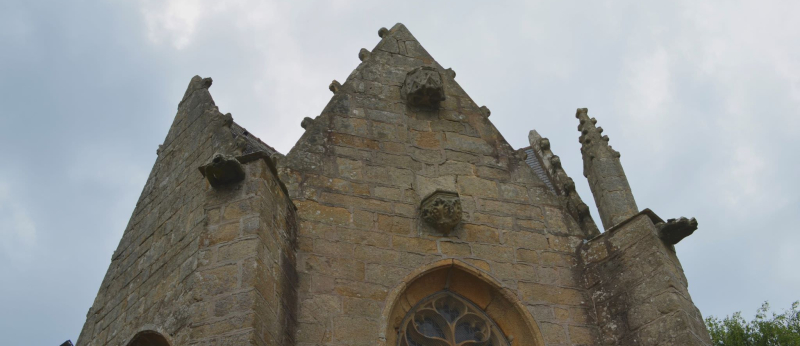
[420,190,462,234]
[198,154,245,188]
[398,291,511,346]
[402,66,445,107]
[656,217,698,245]
[329,80,341,93]
[300,117,314,129]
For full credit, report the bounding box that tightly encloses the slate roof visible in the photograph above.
[522,146,556,194]
[231,121,278,156]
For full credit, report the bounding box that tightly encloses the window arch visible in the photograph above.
[382,260,546,346]
[398,291,511,346]
[126,330,170,346]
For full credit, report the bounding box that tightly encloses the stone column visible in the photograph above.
[577,108,638,230]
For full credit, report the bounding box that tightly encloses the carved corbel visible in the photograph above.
[420,190,462,234]
[198,153,245,187]
[329,80,341,93]
[301,117,314,129]
[358,48,370,61]
[402,66,445,107]
[656,217,698,245]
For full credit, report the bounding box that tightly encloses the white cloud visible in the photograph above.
[140,0,207,49]
[619,46,672,155]
[138,0,286,49]
[0,182,37,263]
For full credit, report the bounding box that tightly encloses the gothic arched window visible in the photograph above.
[127,331,170,346]
[398,291,511,346]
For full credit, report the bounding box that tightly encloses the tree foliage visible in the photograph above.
[705,301,800,346]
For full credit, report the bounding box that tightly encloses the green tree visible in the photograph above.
[705,301,800,346]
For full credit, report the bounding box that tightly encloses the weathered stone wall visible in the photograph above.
[76,77,297,346]
[581,213,711,346]
[279,24,599,346]
[78,23,713,346]
[194,155,297,345]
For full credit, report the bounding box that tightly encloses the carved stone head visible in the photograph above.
[420,190,462,234]
[198,153,245,188]
[402,66,445,107]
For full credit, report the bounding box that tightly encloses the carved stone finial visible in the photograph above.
[301,117,314,129]
[529,128,600,236]
[539,138,550,150]
[445,68,456,79]
[576,108,638,229]
[198,154,245,188]
[420,190,462,234]
[563,178,576,193]
[358,48,370,62]
[156,144,164,155]
[480,106,491,118]
[221,113,233,127]
[656,217,698,245]
[329,80,341,93]
[234,137,247,155]
[402,66,445,107]
[549,155,561,169]
[378,27,389,38]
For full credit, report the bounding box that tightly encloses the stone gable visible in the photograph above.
[77,24,710,346]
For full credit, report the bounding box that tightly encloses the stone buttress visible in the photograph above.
[76,76,298,346]
[574,109,709,345]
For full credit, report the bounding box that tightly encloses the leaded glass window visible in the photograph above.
[398,291,511,346]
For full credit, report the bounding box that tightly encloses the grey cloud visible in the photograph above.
[0,0,798,344]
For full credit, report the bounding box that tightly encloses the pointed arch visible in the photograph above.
[126,330,170,346]
[380,259,545,346]
[398,290,511,345]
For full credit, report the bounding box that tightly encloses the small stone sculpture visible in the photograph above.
[420,190,462,234]
[480,105,491,117]
[358,48,370,62]
[198,154,245,188]
[329,80,341,93]
[656,217,698,245]
[221,113,233,127]
[402,66,445,107]
[233,137,247,156]
[301,117,314,129]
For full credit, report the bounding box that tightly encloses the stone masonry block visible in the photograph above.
[295,200,351,226]
[472,244,515,263]
[414,175,456,199]
[392,236,438,254]
[520,282,586,307]
[457,176,498,198]
[444,132,494,155]
[462,224,501,244]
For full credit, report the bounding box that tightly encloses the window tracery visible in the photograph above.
[398,291,510,346]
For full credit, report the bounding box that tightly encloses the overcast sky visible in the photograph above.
[1,1,799,345]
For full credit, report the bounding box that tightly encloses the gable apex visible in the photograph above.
[372,23,437,65]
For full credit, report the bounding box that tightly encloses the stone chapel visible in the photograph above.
[76,23,711,346]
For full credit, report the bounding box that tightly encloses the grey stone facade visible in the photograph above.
[77,23,710,346]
